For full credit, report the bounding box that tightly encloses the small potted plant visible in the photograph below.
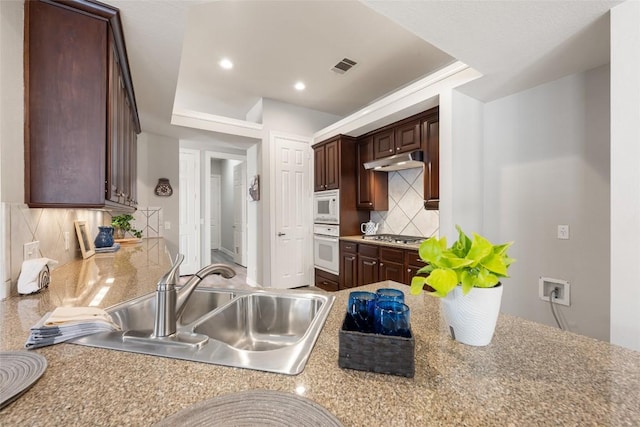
[410,225,514,346]
[111,214,143,240]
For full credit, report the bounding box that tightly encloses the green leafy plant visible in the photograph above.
[410,226,515,297]
[111,214,143,239]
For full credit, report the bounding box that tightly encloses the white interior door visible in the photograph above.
[233,163,247,267]
[272,133,311,288]
[179,148,200,275]
[210,175,221,251]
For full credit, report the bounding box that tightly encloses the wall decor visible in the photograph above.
[74,220,95,259]
[249,175,260,201]
[154,178,173,197]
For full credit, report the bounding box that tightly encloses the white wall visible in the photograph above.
[137,132,180,249]
[483,66,611,341]
[610,1,640,351]
[0,0,23,204]
[451,90,484,234]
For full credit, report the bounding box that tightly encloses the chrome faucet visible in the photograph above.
[153,254,236,338]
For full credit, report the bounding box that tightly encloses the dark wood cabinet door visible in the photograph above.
[340,253,358,289]
[324,139,340,190]
[26,1,107,207]
[358,255,379,286]
[379,261,404,283]
[357,137,388,210]
[373,129,395,159]
[25,0,139,210]
[422,112,440,210]
[394,119,421,154]
[313,145,326,192]
[379,247,405,283]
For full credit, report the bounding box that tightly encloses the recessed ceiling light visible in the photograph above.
[294,81,306,91]
[219,58,233,70]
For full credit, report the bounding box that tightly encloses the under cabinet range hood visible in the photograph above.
[363,150,424,172]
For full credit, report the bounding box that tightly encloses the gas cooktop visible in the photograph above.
[362,234,426,245]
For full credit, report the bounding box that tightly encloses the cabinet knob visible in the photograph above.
[369,202,373,205]
[350,257,355,261]
[389,149,393,152]
[396,147,400,150]
[380,263,384,266]
[373,261,377,265]
[407,268,412,273]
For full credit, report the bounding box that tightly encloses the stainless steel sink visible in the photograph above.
[193,293,323,351]
[71,287,334,375]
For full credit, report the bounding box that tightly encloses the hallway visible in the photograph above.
[180,250,252,289]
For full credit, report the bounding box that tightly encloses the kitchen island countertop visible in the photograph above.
[1,238,639,426]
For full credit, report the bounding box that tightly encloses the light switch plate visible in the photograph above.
[24,241,40,260]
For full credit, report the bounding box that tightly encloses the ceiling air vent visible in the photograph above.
[331,58,357,74]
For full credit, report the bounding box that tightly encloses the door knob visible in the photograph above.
[278,232,286,236]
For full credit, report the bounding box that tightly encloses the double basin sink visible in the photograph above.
[71,287,335,375]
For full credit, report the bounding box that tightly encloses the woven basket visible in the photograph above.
[338,315,415,378]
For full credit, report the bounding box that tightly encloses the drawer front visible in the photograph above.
[315,269,339,292]
[380,247,404,264]
[358,243,379,258]
[340,241,357,254]
[404,249,426,266]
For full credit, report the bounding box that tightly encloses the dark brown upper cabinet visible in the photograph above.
[373,118,421,160]
[422,109,440,210]
[356,136,388,211]
[313,138,340,191]
[25,0,140,210]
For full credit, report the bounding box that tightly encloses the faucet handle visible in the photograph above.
[157,253,184,290]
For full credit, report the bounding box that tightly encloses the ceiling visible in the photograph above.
[105,0,622,147]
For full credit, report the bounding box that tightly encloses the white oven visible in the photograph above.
[313,190,339,224]
[313,223,339,275]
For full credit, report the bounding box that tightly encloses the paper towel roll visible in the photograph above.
[18,258,58,295]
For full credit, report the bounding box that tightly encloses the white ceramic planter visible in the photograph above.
[441,284,503,346]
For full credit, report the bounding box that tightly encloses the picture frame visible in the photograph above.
[74,220,95,259]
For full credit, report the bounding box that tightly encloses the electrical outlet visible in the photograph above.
[557,225,570,240]
[539,277,570,306]
[164,221,171,230]
[24,241,40,260]
[64,231,71,250]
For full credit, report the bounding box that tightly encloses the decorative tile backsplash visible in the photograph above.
[371,168,439,238]
[1,203,163,297]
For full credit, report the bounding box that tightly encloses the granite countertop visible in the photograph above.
[1,238,639,425]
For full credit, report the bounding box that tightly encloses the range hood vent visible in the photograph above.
[363,150,425,172]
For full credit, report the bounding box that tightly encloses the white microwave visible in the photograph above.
[313,190,339,224]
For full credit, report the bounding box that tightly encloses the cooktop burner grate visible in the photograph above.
[362,234,426,245]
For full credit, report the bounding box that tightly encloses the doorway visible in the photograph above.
[204,151,248,269]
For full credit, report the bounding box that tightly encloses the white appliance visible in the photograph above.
[313,223,339,275]
[313,190,339,224]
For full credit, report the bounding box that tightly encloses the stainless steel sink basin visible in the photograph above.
[193,293,323,351]
[71,287,334,375]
